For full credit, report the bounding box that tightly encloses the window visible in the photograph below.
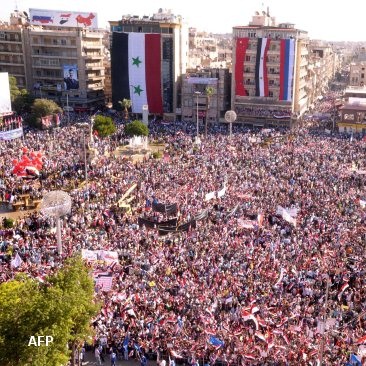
[245,55,250,62]
[362,73,365,79]
[61,39,66,45]
[268,91,273,97]
[269,80,274,85]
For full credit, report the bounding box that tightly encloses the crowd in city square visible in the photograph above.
[0,107,365,365]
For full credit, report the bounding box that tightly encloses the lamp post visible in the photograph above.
[41,190,71,255]
[194,91,201,140]
[224,110,237,139]
[66,93,70,124]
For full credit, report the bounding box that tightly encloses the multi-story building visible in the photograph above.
[307,42,339,109]
[188,28,232,70]
[181,68,231,123]
[349,62,366,87]
[338,86,366,133]
[232,9,309,128]
[109,8,188,120]
[1,9,106,112]
[0,11,28,89]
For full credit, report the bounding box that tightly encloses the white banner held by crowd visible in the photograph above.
[217,185,227,198]
[205,191,216,201]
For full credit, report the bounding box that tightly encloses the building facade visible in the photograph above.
[109,9,188,119]
[349,62,366,87]
[337,87,366,133]
[0,12,28,90]
[231,9,309,128]
[181,68,231,123]
[1,9,106,112]
[307,42,339,109]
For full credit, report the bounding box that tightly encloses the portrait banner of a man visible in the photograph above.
[63,65,79,90]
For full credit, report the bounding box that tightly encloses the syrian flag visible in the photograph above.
[255,331,267,343]
[337,282,349,300]
[241,310,259,330]
[255,38,271,97]
[112,32,163,114]
[243,354,256,361]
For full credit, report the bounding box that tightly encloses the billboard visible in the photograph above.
[63,65,79,90]
[0,73,12,115]
[30,9,98,29]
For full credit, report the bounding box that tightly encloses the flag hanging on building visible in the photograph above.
[112,32,163,114]
[255,38,271,97]
[235,37,250,96]
[279,38,295,101]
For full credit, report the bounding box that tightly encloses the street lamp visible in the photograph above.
[194,91,201,141]
[41,190,71,255]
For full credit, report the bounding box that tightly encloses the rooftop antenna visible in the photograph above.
[14,0,18,11]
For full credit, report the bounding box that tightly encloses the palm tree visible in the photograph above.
[204,86,215,138]
[118,99,132,120]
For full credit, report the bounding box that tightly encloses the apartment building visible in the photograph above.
[232,9,309,128]
[0,11,28,89]
[1,9,106,112]
[349,62,366,87]
[338,86,366,133]
[181,68,231,123]
[307,42,339,109]
[109,8,188,120]
[188,28,232,70]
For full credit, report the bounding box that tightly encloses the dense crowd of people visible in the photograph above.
[0,113,365,365]
[234,107,292,119]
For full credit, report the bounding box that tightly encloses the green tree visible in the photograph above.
[8,75,21,102]
[12,89,35,115]
[0,256,99,366]
[124,120,149,137]
[93,115,116,137]
[118,98,132,120]
[29,98,62,128]
[204,86,215,138]
[32,98,62,119]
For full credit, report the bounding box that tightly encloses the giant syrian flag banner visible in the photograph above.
[112,32,163,114]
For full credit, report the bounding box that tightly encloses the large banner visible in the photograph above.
[111,32,163,114]
[82,249,118,264]
[63,65,79,90]
[0,73,11,115]
[0,127,23,141]
[30,9,98,29]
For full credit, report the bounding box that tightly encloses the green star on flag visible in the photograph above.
[132,56,142,67]
[133,85,143,96]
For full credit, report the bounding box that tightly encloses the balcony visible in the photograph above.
[85,64,104,70]
[83,43,103,49]
[0,61,24,66]
[83,54,102,60]
[31,51,78,58]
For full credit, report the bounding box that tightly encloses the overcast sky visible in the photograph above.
[1,0,365,42]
